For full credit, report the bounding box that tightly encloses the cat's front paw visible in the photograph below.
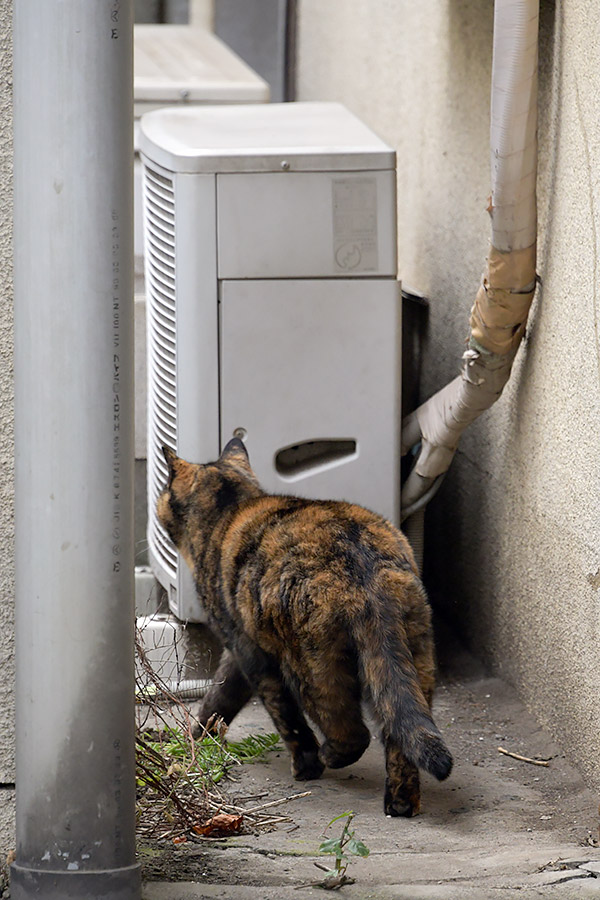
[292,750,325,781]
[190,708,229,741]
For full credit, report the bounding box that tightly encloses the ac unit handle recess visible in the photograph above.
[274,438,358,480]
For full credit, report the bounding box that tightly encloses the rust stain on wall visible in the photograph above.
[586,569,600,591]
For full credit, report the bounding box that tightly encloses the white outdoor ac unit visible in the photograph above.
[140,102,401,622]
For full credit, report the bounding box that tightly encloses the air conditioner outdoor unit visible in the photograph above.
[140,102,401,622]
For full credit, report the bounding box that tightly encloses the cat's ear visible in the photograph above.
[220,437,249,463]
[162,445,183,487]
[219,437,258,483]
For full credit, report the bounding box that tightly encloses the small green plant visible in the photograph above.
[315,810,370,889]
[227,732,283,764]
[137,726,281,791]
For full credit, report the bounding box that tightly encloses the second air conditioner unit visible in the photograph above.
[140,102,401,622]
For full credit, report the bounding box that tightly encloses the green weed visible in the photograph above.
[315,810,370,888]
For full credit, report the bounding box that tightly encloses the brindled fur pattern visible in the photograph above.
[157,438,452,816]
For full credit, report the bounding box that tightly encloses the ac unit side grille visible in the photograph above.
[148,254,175,283]
[146,267,175,294]
[149,280,176,305]
[149,313,176,346]
[146,181,176,208]
[150,302,177,334]
[153,399,177,432]
[147,221,175,249]
[144,161,178,580]
[151,344,177,379]
[146,203,174,233]
[147,233,175,260]
[146,168,173,190]
[147,245,175,274]
[152,358,176,391]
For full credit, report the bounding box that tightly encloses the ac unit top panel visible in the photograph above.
[134,25,269,110]
[139,102,396,174]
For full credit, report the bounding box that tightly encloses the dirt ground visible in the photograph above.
[140,624,600,899]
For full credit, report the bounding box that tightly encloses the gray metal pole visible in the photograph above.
[12,2,140,898]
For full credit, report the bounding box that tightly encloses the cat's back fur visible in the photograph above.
[158,439,452,816]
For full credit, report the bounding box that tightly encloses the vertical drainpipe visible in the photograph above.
[12,3,140,899]
[400,0,539,516]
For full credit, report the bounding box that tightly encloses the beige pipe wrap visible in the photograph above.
[470,244,536,355]
[404,243,537,480]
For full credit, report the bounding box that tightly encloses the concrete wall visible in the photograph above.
[0,0,15,856]
[296,0,600,790]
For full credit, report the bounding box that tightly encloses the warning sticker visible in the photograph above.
[332,178,379,273]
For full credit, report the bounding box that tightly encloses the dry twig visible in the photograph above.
[498,746,550,767]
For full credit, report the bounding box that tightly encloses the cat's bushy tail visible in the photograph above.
[349,575,453,781]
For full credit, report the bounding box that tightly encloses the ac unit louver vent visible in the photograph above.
[144,162,178,580]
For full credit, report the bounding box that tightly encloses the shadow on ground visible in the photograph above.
[141,623,600,899]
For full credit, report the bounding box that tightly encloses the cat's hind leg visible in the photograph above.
[383,733,421,817]
[217,633,325,780]
[257,672,325,781]
[195,648,323,780]
[296,666,371,769]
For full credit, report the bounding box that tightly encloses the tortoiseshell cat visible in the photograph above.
[158,439,452,816]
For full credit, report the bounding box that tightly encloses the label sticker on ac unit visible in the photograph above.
[332,178,379,273]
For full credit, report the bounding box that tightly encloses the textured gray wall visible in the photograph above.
[296,0,600,789]
[0,0,15,856]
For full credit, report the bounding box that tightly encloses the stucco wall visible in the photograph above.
[296,0,600,789]
[0,0,15,855]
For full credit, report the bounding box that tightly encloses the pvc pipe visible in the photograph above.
[400,0,539,504]
[490,0,538,252]
[13,3,140,898]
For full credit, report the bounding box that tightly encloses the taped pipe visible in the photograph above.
[401,0,539,518]
[13,3,140,898]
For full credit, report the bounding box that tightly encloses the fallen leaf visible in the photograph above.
[194,813,243,837]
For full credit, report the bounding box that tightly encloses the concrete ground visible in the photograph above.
[141,627,600,899]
